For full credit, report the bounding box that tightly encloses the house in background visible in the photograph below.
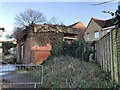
[63,28,80,43]
[84,18,115,42]
[64,21,86,43]
[70,21,86,39]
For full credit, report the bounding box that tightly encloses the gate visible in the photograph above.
[0,64,43,88]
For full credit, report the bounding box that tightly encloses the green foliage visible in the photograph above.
[3,42,16,49]
[51,38,63,56]
[110,81,120,88]
[2,42,16,55]
[78,38,86,44]
[31,66,43,83]
[51,43,61,56]
[62,38,92,61]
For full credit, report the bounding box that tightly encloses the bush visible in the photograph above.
[62,38,93,62]
[51,39,63,56]
[2,42,16,55]
[51,43,61,56]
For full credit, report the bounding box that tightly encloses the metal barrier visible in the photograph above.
[0,64,43,88]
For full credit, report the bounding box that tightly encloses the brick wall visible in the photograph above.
[16,24,64,64]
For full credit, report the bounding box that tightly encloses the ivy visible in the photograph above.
[62,38,94,62]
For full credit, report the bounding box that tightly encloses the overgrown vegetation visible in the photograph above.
[62,38,95,62]
[36,56,119,88]
[31,38,119,88]
[2,42,16,55]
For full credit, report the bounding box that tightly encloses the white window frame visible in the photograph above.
[94,31,99,39]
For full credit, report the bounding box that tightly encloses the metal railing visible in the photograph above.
[0,64,43,88]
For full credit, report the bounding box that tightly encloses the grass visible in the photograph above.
[36,55,119,88]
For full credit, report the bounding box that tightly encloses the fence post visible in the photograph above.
[116,28,120,84]
[110,30,114,81]
[112,29,119,83]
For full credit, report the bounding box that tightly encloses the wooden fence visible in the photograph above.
[95,28,120,84]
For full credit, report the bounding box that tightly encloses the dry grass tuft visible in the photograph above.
[39,56,119,88]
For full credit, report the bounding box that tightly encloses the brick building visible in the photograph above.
[84,18,115,42]
[16,24,74,64]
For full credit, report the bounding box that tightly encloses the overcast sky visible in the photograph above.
[0,1,119,40]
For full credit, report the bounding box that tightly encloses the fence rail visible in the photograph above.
[0,64,43,85]
[95,28,120,84]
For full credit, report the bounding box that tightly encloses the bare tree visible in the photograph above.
[14,9,46,27]
[47,16,65,25]
[13,28,23,39]
[48,16,58,24]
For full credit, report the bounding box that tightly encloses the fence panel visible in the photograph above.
[95,28,120,85]
[96,41,101,66]
[102,38,105,70]
[104,37,107,72]
[112,29,119,83]
[116,29,120,83]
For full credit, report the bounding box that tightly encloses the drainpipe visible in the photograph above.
[110,30,114,81]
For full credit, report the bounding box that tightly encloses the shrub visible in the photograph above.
[62,38,94,62]
[2,42,16,55]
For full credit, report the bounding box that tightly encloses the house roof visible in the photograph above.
[92,18,105,28]
[104,18,114,28]
[86,18,114,31]
[93,18,114,28]
[68,21,86,39]
[69,21,86,30]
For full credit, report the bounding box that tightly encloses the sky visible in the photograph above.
[0,1,119,40]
